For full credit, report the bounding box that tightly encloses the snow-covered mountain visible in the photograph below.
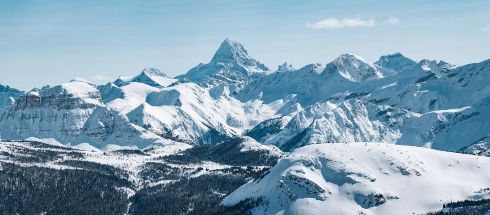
[419,59,455,77]
[276,62,296,73]
[0,39,488,155]
[176,38,270,90]
[332,54,384,81]
[223,143,490,215]
[239,54,489,153]
[97,79,282,145]
[237,53,388,105]
[374,52,419,73]
[1,39,489,214]
[258,100,402,151]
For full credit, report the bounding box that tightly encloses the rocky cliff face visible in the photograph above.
[0,80,167,148]
[0,84,23,110]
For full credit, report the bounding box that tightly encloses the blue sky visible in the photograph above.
[1,0,489,90]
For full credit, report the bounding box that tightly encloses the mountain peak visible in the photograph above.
[375,53,419,72]
[70,77,92,84]
[0,84,23,94]
[418,59,455,77]
[335,53,366,61]
[176,38,269,87]
[130,68,176,87]
[276,62,295,72]
[419,59,455,70]
[211,38,253,64]
[140,68,168,77]
[330,53,383,81]
[210,38,268,71]
[333,54,372,67]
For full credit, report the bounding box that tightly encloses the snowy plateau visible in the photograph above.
[1,38,489,215]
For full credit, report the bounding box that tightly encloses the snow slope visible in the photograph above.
[115,82,283,144]
[262,100,402,151]
[223,143,490,215]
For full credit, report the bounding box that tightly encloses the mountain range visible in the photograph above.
[0,38,489,214]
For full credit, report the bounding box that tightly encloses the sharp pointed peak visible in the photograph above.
[140,68,167,77]
[221,37,242,46]
[219,37,242,47]
[211,38,251,63]
[223,37,235,43]
[208,38,269,71]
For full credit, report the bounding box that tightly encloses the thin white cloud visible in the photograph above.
[90,75,110,82]
[306,17,376,29]
[385,16,400,25]
[482,27,490,32]
[72,77,90,83]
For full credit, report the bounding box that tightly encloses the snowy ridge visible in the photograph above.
[262,100,402,151]
[419,59,455,77]
[238,137,283,157]
[239,54,489,153]
[223,143,490,215]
